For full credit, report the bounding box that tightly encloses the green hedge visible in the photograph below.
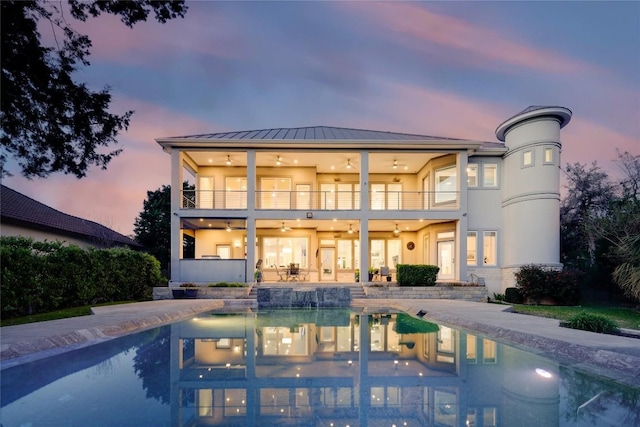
[396,264,440,286]
[1,237,164,319]
[515,264,580,305]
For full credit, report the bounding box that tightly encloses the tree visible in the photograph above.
[560,162,615,270]
[561,151,640,302]
[133,183,193,273]
[1,0,187,178]
[134,185,172,272]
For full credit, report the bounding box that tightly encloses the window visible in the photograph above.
[337,240,353,269]
[483,164,498,187]
[483,339,497,363]
[337,183,354,209]
[467,164,478,187]
[523,150,533,167]
[423,175,430,208]
[263,237,308,268]
[320,183,359,210]
[467,232,477,265]
[466,334,477,363]
[435,165,457,203]
[261,178,290,209]
[544,147,554,164]
[296,184,311,209]
[370,183,402,210]
[370,184,385,210]
[199,176,214,208]
[483,231,497,265]
[370,240,385,269]
[225,177,246,209]
[387,240,401,268]
[320,183,335,209]
[387,183,402,210]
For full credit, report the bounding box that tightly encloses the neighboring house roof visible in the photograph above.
[0,185,140,248]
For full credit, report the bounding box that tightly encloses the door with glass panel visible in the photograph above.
[320,247,336,281]
[437,240,455,280]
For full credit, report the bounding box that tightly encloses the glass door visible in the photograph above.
[437,240,455,280]
[320,247,336,281]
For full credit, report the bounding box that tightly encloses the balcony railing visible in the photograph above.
[181,190,459,210]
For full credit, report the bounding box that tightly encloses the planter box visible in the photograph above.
[172,289,198,299]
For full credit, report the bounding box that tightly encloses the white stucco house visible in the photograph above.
[156,106,571,295]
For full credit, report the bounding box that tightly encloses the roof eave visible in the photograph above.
[156,138,486,151]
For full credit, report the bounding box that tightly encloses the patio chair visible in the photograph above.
[275,265,288,282]
[288,263,300,281]
[378,265,391,282]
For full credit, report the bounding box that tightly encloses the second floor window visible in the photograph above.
[261,178,291,209]
[371,183,402,210]
[435,165,457,203]
[225,177,246,209]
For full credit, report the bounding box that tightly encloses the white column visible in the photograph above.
[457,152,468,282]
[246,150,257,282]
[359,151,370,279]
[170,150,182,283]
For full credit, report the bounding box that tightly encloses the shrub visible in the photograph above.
[180,282,199,288]
[492,293,505,302]
[515,265,580,305]
[207,282,246,287]
[396,264,439,286]
[560,312,620,335]
[0,237,162,319]
[504,287,524,304]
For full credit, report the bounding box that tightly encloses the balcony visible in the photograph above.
[181,190,459,211]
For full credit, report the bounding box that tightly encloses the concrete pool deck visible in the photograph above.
[1,299,639,388]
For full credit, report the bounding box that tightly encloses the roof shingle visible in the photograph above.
[1,185,140,248]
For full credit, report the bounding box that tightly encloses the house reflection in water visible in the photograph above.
[169,309,560,426]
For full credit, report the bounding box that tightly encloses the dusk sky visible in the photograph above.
[3,1,639,236]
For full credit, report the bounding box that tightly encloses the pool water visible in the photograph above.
[1,308,638,426]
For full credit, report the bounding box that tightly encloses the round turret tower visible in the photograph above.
[495,106,572,289]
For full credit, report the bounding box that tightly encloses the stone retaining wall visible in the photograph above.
[364,285,488,302]
[153,287,250,300]
[257,287,351,308]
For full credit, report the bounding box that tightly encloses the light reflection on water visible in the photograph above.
[1,308,638,427]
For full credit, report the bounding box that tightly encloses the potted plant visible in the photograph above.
[368,267,378,281]
[254,269,263,283]
[172,283,198,299]
[354,269,360,282]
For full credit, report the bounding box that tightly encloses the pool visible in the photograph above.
[1,307,638,426]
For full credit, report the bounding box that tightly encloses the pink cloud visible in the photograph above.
[38,3,247,67]
[561,117,640,180]
[335,2,596,75]
[341,81,509,142]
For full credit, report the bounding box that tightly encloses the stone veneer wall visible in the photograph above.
[257,287,351,308]
[364,286,488,302]
[153,287,250,300]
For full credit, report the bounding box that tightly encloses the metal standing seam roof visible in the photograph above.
[161,125,484,143]
[0,185,140,248]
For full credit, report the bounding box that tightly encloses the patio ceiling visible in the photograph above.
[181,218,447,233]
[185,151,444,174]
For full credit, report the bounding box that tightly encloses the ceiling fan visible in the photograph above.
[273,155,294,166]
[280,222,292,232]
[386,159,408,171]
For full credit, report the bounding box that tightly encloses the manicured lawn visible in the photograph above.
[0,301,136,327]
[512,303,640,331]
